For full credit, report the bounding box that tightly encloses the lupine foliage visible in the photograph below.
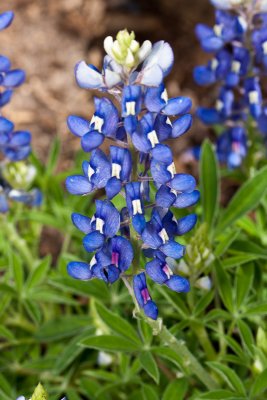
[0,2,267,400]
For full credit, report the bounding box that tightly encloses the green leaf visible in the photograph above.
[222,255,258,270]
[26,256,51,289]
[207,362,246,396]
[142,384,159,400]
[95,302,141,345]
[45,137,61,176]
[10,251,24,293]
[200,140,219,228]
[215,229,240,257]
[140,351,159,384]
[36,316,91,342]
[237,320,254,355]
[216,165,267,233]
[194,290,214,316]
[162,378,188,400]
[244,302,267,316]
[54,328,94,374]
[235,263,254,309]
[152,347,185,373]
[214,260,234,313]
[199,390,245,399]
[250,368,267,397]
[80,335,141,352]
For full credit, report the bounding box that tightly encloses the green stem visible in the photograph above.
[157,325,218,390]
[4,222,33,270]
[190,320,217,361]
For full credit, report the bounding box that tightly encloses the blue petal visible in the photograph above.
[165,275,190,292]
[124,115,138,135]
[9,131,31,146]
[160,240,185,258]
[66,175,93,195]
[81,131,104,152]
[146,258,167,284]
[0,55,11,72]
[132,214,146,235]
[106,177,122,199]
[176,214,197,235]
[67,261,93,280]
[102,265,120,283]
[71,213,92,233]
[144,84,166,113]
[197,107,222,125]
[201,36,224,52]
[133,273,146,307]
[0,193,8,213]
[0,116,14,133]
[75,61,104,89]
[142,224,162,249]
[173,190,200,208]
[163,97,192,116]
[151,159,172,184]
[83,231,105,252]
[156,185,176,208]
[172,114,192,138]
[0,11,14,30]
[2,70,25,87]
[0,89,13,107]
[144,301,158,320]
[96,200,120,238]
[89,149,111,188]
[67,115,90,137]
[151,144,173,164]
[195,24,214,41]
[170,174,196,192]
[111,236,134,271]
[193,65,215,86]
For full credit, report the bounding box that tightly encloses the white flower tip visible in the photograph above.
[104,36,114,57]
[138,40,152,62]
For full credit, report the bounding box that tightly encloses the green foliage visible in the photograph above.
[1,138,267,399]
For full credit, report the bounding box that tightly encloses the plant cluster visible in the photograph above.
[0,2,267,400]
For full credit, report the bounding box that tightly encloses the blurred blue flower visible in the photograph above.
[0,9,40,212]
[66,30,199,319]
[194,0,267,168]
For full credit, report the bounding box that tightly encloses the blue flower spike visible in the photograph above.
[0,8,40,212]
[194,0,267,169]
[66,29,199,319]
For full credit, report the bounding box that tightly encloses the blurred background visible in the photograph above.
[1,0,214,170]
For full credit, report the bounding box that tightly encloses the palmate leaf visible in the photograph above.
[200,140,220,229]
[199,390,246,399]
[235,263,254,309]
[142,384,159,400]
[216,165,267,234]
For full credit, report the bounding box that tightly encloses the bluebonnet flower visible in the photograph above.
[66,30,199,319]
[194,0,267,168]
[0,9,41,212]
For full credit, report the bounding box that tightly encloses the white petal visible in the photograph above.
[138,40,152,63]
[104,69,122,88]
[75,61,104,89]
[143,41,174,75]
[137,64,163,86]
[104,36,114,58]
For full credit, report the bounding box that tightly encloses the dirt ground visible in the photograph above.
[1,0,214,170]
